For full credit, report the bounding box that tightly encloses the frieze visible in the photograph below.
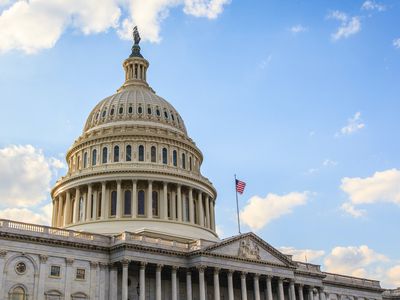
[238,237,261,260]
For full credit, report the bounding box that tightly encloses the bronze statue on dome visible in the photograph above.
[133,26,141,45]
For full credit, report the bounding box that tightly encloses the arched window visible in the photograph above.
[45,290,62,300]
[162,148,168,164]
[173,150,177,167]
[102,147,108,164]
[83,152,88,168]
[92,149,97,166]
[110,108,114,116]
[110,191,117,216]
[151,146,156,163]
[147,107,152,115]
[113,145,119,162]
[138,145,144,162]
[10,286,26,300]
[126,145,132,162]
[138,106,143,114]
[119,107,123,114]
[128,106,133,114]
[182,153,186,169]
[138,190,145,215]
[152,191,159,217]
[124,190,131,215]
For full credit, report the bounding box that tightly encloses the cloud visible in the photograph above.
[0,0,230,54]
[305,159,337,175]
[0,145,64,207]
[279,246,325,263]
[324,245,388,278]
[393,38,400,49]
[328,11,361,41]
[387,265,400,287]
[240,192,308,231]
[323,159,338,167]
[290,24,307,34]
[340,202,366,218]
[259,54,272,69]
[0,204,52,225]
[361,1,386,12]
[336,112,365,136]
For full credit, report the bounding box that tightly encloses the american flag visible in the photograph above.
[236,179,246,194]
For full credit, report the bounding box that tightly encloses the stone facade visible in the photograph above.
[0,35,394,300]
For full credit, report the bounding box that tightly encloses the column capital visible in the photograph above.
[90,261,99,268]
[227,269,235,275]
[0,250,7,258]
[265,274,273,280]
[241,271,247,278]
[66,258,74,266]
[39,255,48,263]
[117,179,122,184]
[156,264,163,271]
[290,279,296,284]
[319,287,325,291]
[186,269,192,276]
[171,265,179,271]
[197,265,206,272]
[148,180,153,184]
[254,273,260,279]
[121,259,130,266]
[140,261,147,268]
[278,277,285,283]
[298,283,304,288]
[214,267,220,274]
[132,179,137,183]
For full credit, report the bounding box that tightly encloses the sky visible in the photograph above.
[0,0,399,288]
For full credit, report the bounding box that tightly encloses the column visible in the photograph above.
[227,270,234,300]
[298,285,304,300]
[122,259,129,300]
[319,288,326,300]
[0,251,7,297]
[64,191,71,226]
[254,274,261,300]
[147,181,153,218]
[189,188,194,223]
[172,266,178,300]
[171,190,176,220]
[116,180,122,218]
[90,262,98,300]
[308,287,314,300]
[278,278,285,300]
[214,268,220,300]
[51,199,57,227]
[92,190,98,220]
[73,188,80,223]
[132,180,137,217]
[177,185,182,221]
[186,270,193,300]
[156,264,163,300]
[205,195,210,228]
[57,195,63,227]
[65,258,74,300]
[82,192,87,221]
[241,272,248,300]
[86,184,92,221]
[99,263,108,300]
[163,182,168,219]
[210,199,215,230]
[290,280,296,300]
[198,266,206,300]
[266,275,273,300]
[36,255,47,299]
[109,265,118,300]
[198,192,204,226]
[139,262,146,300]
[101,182,106,219]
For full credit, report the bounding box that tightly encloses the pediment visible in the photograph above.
[203,233,293,266]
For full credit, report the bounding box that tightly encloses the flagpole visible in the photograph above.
[235,174,241,234]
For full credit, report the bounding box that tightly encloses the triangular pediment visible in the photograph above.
[202,233,293,266]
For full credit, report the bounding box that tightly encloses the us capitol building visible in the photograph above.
[0,30,397,300]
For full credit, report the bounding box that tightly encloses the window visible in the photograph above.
[182,153,186,169]
[164,111,168,119]
[77,156,80,170]
[184,195,189,222]
[83,152,87,168]
[98,193,102,218]
[110,191,117,216]
[102,110,106,118]
[151,146,156,163]
[138,106,143,114]
[152,191,159,217]
[92,149,97,166]
[113,145,119,162]
[10,286,26,300]
[90,195,94,219]
[167,193,171,218]
[162,148,168,164]
[102,147,108,164]
[124,190,131,215]
[138,190,145,215]
[128,106,133,114]
[147,107,152,115]
[76,268,86,280]
[138,145,144,162]
[173,150,177,167]
[189,156,192,171]
[15,262,26,274]
[119,107,123,114]
[45,290,62,300]
[110,108,114,116]
[50,265,61,277]
[156,108,160,116]
[126,145,132,161]
[171,113,175,121]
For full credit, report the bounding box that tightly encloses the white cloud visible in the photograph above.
[323,159,338,167]
[240,192,308,231]
[324,245,388,278]
[259,54,272,69]
[340,169,400,217]
[386,265,400,287]
[336,112,365,136]
[361,1,386,12]
[0,204,52,225]
[279,246,325,263]
[328,11,361,41]
[0,0,230,54]
[0,145,63,207]
[393,38,400,49]
[290,24,307,34]
[340,202,366,218]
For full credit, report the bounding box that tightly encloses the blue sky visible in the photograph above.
[0,0,399,287]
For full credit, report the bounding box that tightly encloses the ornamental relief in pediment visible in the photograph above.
[238,237,261,260]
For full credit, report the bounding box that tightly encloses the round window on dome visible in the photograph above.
[156,109,161,117]
[138,106,143,114]
[147,107,152,115]
[119,107,123,114]
[128,106,133,114]
[15,262,26,275]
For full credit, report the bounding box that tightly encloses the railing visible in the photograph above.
[114,232,191,251]
[324,272,381,288]
[296,261,322,273]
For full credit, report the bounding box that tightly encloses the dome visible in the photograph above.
[83,87,188,135]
